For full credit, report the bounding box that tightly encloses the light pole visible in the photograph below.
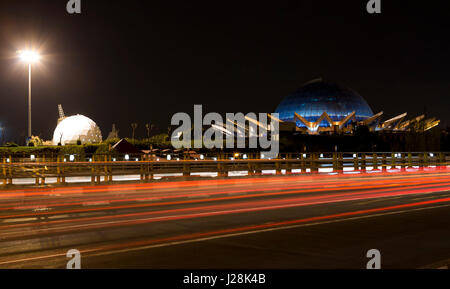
[17,50,40,142]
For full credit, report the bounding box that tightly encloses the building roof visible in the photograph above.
[275,80,374,127]
[111,139,142,154]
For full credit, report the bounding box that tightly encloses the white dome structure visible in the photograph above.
[52,114,102,145]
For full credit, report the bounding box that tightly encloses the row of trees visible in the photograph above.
[129,123,173,140]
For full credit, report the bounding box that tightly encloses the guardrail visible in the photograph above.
[1,152,449,186]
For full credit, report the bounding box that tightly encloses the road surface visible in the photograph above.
[0,167,449,269]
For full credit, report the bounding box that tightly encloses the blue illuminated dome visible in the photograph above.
[275,80,374,127]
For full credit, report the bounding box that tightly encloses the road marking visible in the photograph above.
[2,217,37,223]
[48,214,70,220]
[82,201,110,206]
[411,193,450,202]
[134,198,161,202]
[355,195,405,206]
[188,194,210,198]
[33,207,51,212]
[420,258,450,269]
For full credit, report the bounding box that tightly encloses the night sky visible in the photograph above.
[0,0,448,142]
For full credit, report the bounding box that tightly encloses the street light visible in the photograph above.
[17,50,40,142]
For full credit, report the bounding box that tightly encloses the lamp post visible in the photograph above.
[17,50,40,142]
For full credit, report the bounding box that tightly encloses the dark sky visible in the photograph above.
[0,0,448,142]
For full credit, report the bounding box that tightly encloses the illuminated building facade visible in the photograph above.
[52,105,102,145]
[274,79,440,134]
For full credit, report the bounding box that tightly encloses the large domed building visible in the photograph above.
[208,79,439,138]
[52,112,102,145]
[274,79,440,134]
[274,79,379,134]
[276,79,373,125]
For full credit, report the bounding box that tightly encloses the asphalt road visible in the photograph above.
[0,167,449,269]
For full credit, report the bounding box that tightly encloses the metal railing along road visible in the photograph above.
[1,152,449,186]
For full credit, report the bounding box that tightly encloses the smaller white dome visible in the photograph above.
[53,114,102,145]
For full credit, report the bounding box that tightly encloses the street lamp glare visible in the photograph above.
[17,50,40,63]
[17,49,41,141]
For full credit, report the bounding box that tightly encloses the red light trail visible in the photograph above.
[0,166,448,268]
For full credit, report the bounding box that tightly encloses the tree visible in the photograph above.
[58,132,64,146]
[131,123,138,140]
[30,135,44,146]
[145,123,154,139]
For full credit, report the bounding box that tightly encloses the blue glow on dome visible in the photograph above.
[275,80,374,127]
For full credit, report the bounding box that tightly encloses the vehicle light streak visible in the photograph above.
[0,166,448,199]
[0,182,448,238]
[1,195,449,266]
[87,196,450,255]
[1,176,449,221]
[0,175,448,213]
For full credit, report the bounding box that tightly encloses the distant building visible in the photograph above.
[208,78,440,138]
[274,79,440,134]
[111,138,142,154]
[52,105,102,145]
[107,124,119,140]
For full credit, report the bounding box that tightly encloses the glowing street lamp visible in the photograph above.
[18,50,40,63]
[17,50,40,141]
